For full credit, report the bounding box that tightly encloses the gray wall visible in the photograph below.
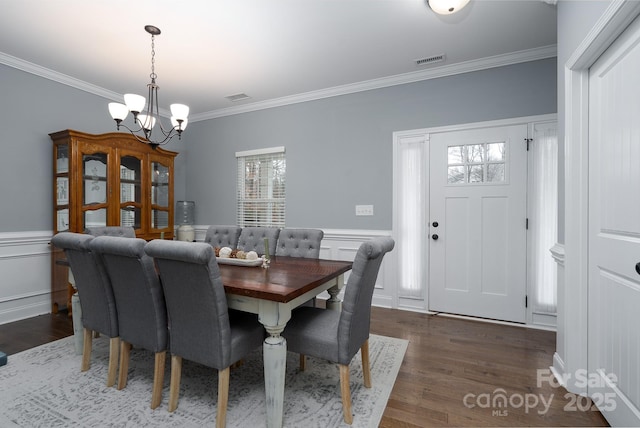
[185,58,557,230]
[556,0,611,244]
[0,57,556,234]
[0,64,187,233]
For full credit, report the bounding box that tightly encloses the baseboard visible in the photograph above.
[0,300,51,325]
[551,352,567,388]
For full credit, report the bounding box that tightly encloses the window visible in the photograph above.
[394,136,427,300]
[236,147,286,227]
[447,141,506,184]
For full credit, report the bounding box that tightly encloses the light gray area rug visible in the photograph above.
[0,334,407,427]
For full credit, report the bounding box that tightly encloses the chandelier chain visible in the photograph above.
[150,34,157,81]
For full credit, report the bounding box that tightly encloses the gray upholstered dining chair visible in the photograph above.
[236,226,280,256]
[144,240,264,427]
[275,228,324,259]
[276,228,324,308]
[89,235,168,409]
[281,237,395,425]
[50,232,120,387]
[204,225,242,249]
[85,226,136,238]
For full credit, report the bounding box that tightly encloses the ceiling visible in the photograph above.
[0,0,557,120]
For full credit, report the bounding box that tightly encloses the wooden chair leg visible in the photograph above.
[151,351,166,409]
[361,339,371,388]
[299,354,306,371]
[81,327,93,372]
[339,364,353,425]
[168,355,182,412]
[107,337,120,387]
[217,367,230,428]
[117,340,131,390]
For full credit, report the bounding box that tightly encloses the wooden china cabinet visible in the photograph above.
[50,129,177,312]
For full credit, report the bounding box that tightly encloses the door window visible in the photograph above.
[447,142,506,184]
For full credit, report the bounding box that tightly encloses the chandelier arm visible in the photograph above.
[112,121,177,148]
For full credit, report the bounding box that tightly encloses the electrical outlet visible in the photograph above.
[355,205,374,216]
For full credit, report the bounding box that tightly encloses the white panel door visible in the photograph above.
[588,14,640,426]
[429,125,527,323]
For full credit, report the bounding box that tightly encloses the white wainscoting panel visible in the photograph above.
[0,228,558,330]
[0,231,53,325]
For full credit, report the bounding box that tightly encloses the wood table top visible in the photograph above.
[219,256,352,303]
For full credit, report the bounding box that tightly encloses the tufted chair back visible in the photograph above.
[237,227,280,256]
[89,236,167,354]
[204,225,242,249]
[85,226,136,238]
[276,228,324,259]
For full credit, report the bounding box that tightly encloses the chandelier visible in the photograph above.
[108,25,189,148]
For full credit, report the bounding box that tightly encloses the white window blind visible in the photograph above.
[236,147,286,227]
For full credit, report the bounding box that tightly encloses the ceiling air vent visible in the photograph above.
[225,93,251,102]
[415,54,445,66]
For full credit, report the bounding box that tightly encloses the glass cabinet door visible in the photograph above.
[55,144,69,174]
[120,155,142,229]
[151,159,170,230]
[82,151,108,229]
[54,143,70,232]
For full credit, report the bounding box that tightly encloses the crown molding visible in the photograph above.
[1,44,556,122]
[0,52,121,101]
[191,44,556,121]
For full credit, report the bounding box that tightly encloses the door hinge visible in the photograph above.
[525,295,528,308]
[526,218,529,230]
[525,138,533,151]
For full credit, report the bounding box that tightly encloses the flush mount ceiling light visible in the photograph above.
[428,0,470,15]
[108,25,189,148]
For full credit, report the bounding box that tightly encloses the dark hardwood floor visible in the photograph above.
[0,307,608,427]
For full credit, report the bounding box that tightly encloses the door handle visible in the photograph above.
[636,262,640,275]
[432,221,439,227]
[432,234,439,241]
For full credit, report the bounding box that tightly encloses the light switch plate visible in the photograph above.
[355,205,374,216]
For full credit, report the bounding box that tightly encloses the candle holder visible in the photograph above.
[262,237,271,268]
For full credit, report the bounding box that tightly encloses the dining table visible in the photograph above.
[218,255,353,428]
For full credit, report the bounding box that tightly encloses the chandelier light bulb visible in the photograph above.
[137,114,156,131]
[170,104,189,121]
[108,103,129,121]
[124,94,146,114]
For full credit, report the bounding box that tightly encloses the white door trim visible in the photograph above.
[399,114,557,138]
[562,0,640,397]
[393,113,556,316]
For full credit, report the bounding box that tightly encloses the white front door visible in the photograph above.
[588,14,640,426]
[428,125,528,322]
